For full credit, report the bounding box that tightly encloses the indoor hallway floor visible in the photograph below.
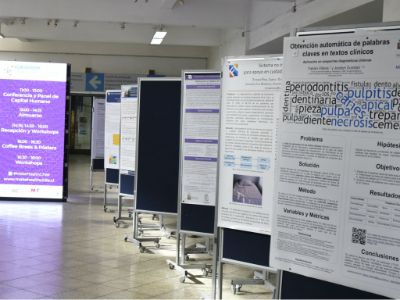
[0,154,273,299]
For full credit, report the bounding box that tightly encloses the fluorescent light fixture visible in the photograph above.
[228,57,265,62]
[151,38,163,45]
[150,27,167,45]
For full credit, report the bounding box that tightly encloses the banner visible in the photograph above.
[104,90,121,170]
[217,56,282,234]
[91,97,105,159]
[119,85,138,171]
[270,32,400,298]
[181,72,221,206]
[0,61,68,199]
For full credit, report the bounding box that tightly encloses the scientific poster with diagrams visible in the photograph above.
[181,71,221,206]
[217,56,283,234]
[91,97,105,159]
[270,32,400,298]
[104,90,121,170]
[119,85,138,172]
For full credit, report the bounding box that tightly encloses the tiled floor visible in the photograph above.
[0,154,273,299]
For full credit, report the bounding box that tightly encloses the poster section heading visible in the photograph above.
[104,90,121,170]
[91,98,105,159]
[119,85,138,172]
[270,32,400,299]
[0,61,67,199]
[217,57,282,234]
[181,72,221,206]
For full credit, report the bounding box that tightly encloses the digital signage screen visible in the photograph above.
[0,61,68,200]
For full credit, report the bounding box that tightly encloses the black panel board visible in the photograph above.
[120,174,134,195]
[92,158,104,170]
[135,80,181,213]
[106,168,119,184]
[222,228,269,267]
[281,271,388,299]
[181,204,214,234]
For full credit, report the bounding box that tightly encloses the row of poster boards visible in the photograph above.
[97,27,399,298]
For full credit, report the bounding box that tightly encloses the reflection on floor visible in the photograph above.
[0,154,272,299]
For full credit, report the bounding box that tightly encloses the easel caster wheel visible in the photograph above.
[232,284,242,294]
[104,207,107,212]
[185,255,190,261]
[179,276,185,283]
[202,268,208,276]
[115,222,120,228]
[155,242,160,249]
[169,263,175,270]
[124,237,128,242]
[139,247,145,253]
[113,217,117,222]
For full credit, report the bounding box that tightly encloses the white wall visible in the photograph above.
[383,0,400,21]
[208,29,246,70]
[0,39,209,75]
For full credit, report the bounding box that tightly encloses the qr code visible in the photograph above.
[352,227,366,245]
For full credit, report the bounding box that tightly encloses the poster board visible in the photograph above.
[119,85,137,196]
[91,97,105,170]
[134,78,181,214]
[216,55,282,268]
[180,71,221,234]
[104,90,121,184]
[270,31,400,299]
[0,61,69,201]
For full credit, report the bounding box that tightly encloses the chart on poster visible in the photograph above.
[181,72,221,206]
[270,32,400,298]
[217,56,282,234]
[0,61,68,199]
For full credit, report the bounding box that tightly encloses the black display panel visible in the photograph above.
[280,271,388,299]
[135,79,181,214]
[120,173,134,195]
[106,168,119,184]
[222,228,270,267]
[92,158,104,170]
[181,203,215,234]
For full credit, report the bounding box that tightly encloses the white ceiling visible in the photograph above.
[0,0,295,46]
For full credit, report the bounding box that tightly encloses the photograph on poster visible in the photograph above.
[232,174,262,206]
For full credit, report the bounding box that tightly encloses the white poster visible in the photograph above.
[119,85,138,171]
[270,32,400,298]
[181,72,221,206]
[217,56,282,234]
[104,90,121,170]
[91,97,105,159]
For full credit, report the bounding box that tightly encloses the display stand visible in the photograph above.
[272,22,400,299]
[125,78,181,252]
[114,85,138,227]
[90,96,105,191]
[166,71,221,286]
[0,62,70,202]
[213,56,283,299]
[103,90,121,212]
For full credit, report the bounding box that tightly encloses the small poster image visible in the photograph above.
[232,174,262,206]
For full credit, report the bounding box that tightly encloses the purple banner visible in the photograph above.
[184,156,218,162]
[185,138,218,144]
[185,109,220,113]
[0,79,66,186]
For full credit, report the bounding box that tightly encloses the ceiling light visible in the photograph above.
[153,31,167,39]
[151,38,163,45]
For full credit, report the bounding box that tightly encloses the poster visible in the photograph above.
[217,56,282,234]
[104,90,121,170]
[91,97,105,159]
[0,61,67,199]
[181,72,221,206]
[270,32,400,298]
[119,85,138,171]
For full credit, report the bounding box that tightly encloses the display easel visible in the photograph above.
[166,71,221,286]
[89,96,105,191]
[275,21,400,299]
[103,90,121,212]
[125,78,181,252]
